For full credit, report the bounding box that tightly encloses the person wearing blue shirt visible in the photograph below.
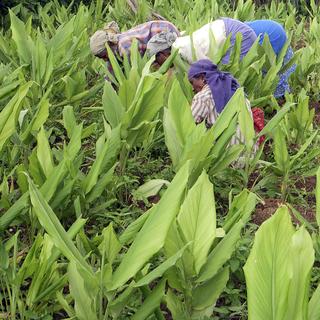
[246,20,296,98]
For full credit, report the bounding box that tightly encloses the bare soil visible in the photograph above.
[310,100,320,126]
[294,176,316,193]
[253,198,315,225]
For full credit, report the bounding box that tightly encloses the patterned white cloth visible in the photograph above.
[191,85,258,152]
[173,20,226,64]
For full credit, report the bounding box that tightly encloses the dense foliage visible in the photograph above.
[1,0,320,319]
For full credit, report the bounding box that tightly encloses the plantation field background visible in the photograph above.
[1,0,320,319]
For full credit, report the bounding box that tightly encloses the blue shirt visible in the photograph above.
[245,20,287,55]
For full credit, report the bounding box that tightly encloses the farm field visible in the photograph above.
[1,0,320,319]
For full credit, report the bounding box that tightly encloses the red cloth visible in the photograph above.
[252,107,265,145]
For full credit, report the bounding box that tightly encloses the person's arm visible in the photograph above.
[191,93,209,125]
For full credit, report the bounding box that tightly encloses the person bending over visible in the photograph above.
[147,18,257,66]
[245,19,296,98]
[188,59,264,147]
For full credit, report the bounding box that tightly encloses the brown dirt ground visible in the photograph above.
[253,198,315,225]
[294,175,316,193]
[310,100,320,126]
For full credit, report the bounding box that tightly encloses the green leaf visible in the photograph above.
[177,171,216,275]
[308,282,320,320]
[197,220,243,283]
[166,289,189,320]
[98,223,121,265]
[133,179,170,200]
[192,267,229,311]
[108,284,135,318]
[238,94,255,151]
[211,89,241,138]
[316,166,320,229]
[111,162,190,289]
[21,88,51,142]
[82,126,121,195]
[131,279,166,320]
[102,81,125,128]
[286,227,314,320]
[134,244,189,287]
[86,163,117,203]
[273,127,289,174]
[0,241,9,271]
[9,10,34,64]
[28,177,93,278]
[0,82,32,152]
[244,206,295,320]
[63,105,77,139]
[119,211,151,245]
[68,262,98,320]
[37,127,54,178]
[258,104,293,137]
[223,190,257,232]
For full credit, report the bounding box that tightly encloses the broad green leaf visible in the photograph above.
[211,89,241,138]
[0,241,9,271]
[68,262,98,320]
[273,127,289,174]
[258,104,293,137]
[166,80,195,146]
[106,44,125,84]
[131,279,166,320]
[134,244,189,287]
[21,88,51,142]
[119,210,151,245]
[111,162,190,289]
[287,227,314,320]
[98,223,121,264]
[102,81,125,129]
[28,177,93,278]
[238,95,255,151]
[177,171,216,274]
[133,179,170,200]
[223,190,257,232]
[63,105,77,139]
[25,218,86,303]
[179,125,215,172]
[290,130,318,167]
[309,282,320,320]
[210,144,244,175]
[198,220,243,283]
[244,206,295,320]
[163,107,183,168]
[192,267,229,311]
[37,127,54,178]
[82,126,121,195]
[86,163,117,203]
[9,10,34,64]
[0,82,32,151]
[108,284,135,318]
[0,124,82,231]
[166,289,189,320]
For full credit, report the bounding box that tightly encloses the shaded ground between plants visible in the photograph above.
[253,198,315,225]
[310,100,320,126]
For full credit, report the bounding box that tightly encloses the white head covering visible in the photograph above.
[146,31,178,57]
[90,21,120,56]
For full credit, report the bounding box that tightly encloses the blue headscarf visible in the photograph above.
[245,20,287,55]
[188,59,240,114]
